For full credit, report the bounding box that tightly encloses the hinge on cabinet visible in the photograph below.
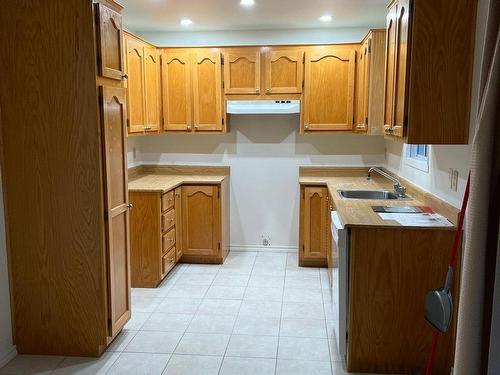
[302,244,305,253]
[365,116,369,125]
[221,55,224,65]
[302,80,304,89]
[302,53,305,64]
[104,210,109,221]
[403,115,409,129]
[217,190,220,199]
[126,118,130,128]
[218,242,221,250]
[222,118,224,125]
[222,81,225,89]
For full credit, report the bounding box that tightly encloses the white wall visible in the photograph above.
[0,174,15,366]
[129,116,385,250]
[137,27,368,46]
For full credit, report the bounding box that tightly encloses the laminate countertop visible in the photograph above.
[299,168,458,229]
[128,174,227,193]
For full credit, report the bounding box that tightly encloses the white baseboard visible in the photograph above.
[0,346,17,368]
[230,245,298,253]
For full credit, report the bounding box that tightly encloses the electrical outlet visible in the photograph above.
[261,235,271,247]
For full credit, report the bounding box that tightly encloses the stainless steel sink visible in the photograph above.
[338,189,411,200]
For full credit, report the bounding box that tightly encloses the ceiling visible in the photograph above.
[120,0,388,33]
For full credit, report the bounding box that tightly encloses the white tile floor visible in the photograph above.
[0,251,377,375]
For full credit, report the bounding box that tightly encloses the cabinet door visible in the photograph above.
[392,0,411,138]
[383,3,397,135]
[192,52,223,132]
[302,187,329,260]
[143,46,161,132]
[95,3,124,80]
[355,38,371,132]
[162,52,193,132]
[181,186,220,257]
[99,86,131,337]
[223,52,261,94]
[303,48,356,131]
[264,50,303,94]
[125,38,146,134]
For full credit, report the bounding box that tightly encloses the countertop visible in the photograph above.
[129,173,227,193]
[299,170,458,229]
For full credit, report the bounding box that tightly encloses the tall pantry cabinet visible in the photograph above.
[0,0,131,356]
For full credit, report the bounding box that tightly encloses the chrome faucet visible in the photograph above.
[367,167,407,197]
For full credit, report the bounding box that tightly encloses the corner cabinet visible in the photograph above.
[299,185,332,267]
[181,185,223,262]
[124,33,160,135]
[383,0,476,144]
[162,51,226,133]
[354,30,386,135]
[302,47,356,132]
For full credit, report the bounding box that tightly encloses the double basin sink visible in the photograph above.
[338,189,411,201]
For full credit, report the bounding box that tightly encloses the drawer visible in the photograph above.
[162,208,176,233]
[161,190,175,212]
[162,227,176,254]
[162,247,176,276]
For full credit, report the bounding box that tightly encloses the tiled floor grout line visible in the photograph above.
[217,251,257,375]
[274,253,290,375]
[320,269,335,375]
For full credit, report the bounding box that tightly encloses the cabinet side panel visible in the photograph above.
[407,0,476,144]
[0,0,107,355]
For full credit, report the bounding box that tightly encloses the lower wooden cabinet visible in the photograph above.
[299,185,333,267]
[130,187,181,287]
[130,182,229,286]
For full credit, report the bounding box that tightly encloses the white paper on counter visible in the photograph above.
[377,212,453,227]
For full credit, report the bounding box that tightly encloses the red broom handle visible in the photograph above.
[425,173,470,375]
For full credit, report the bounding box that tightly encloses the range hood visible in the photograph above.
[226,100,300,114]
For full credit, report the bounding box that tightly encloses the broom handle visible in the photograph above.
[425,173,470,375]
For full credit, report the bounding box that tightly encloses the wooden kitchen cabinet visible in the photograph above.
[144,46,161,132]
[299,185,332,267]
[0,0,131,355]
[383,0,476,144]
[95,2,125,81]
[223,52,261,95]
[130,187,182,287]
[162,52,193,132]
[124,33,160,134]
[264,49,304,94]
[302,47,356,132]
[354,30,386,135]
[192,52,224,132]
[181,185,221,261]
[98,85,131,337]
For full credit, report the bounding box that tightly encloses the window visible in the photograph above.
[405,144,429,172]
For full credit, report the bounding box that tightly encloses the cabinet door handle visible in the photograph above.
[304,124,309,130]
[122,73,128,80]
[127,203,133,209]
[265,88,270,93]
[255,88,260,93]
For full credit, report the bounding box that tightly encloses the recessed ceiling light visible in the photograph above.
[240,0,255,7]
[319,15,333,22]
[180,18,193,26]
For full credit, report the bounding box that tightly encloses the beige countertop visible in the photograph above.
[129,174,227,193]
[299,168,458,229]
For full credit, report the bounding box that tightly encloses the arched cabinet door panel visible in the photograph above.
[143,47,160,132]
[96,3,124,81]
[162,52,193,132]
[192,52,223,132]
[181,185,220,257]
[223,52,261,94]
[264,50,304,94]
[302,47,356,132]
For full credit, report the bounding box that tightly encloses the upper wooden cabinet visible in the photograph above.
[162,51,225,133]
[162,52,192,132]
[354,30,386,135]
[383,0,477,144]
[124,34,160,135]
[223,52,261,94]
[302,47,356,132]
[192,52,224,132]
[143,47,161,132]
[264,49,304,94]
[95,3,125,81]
